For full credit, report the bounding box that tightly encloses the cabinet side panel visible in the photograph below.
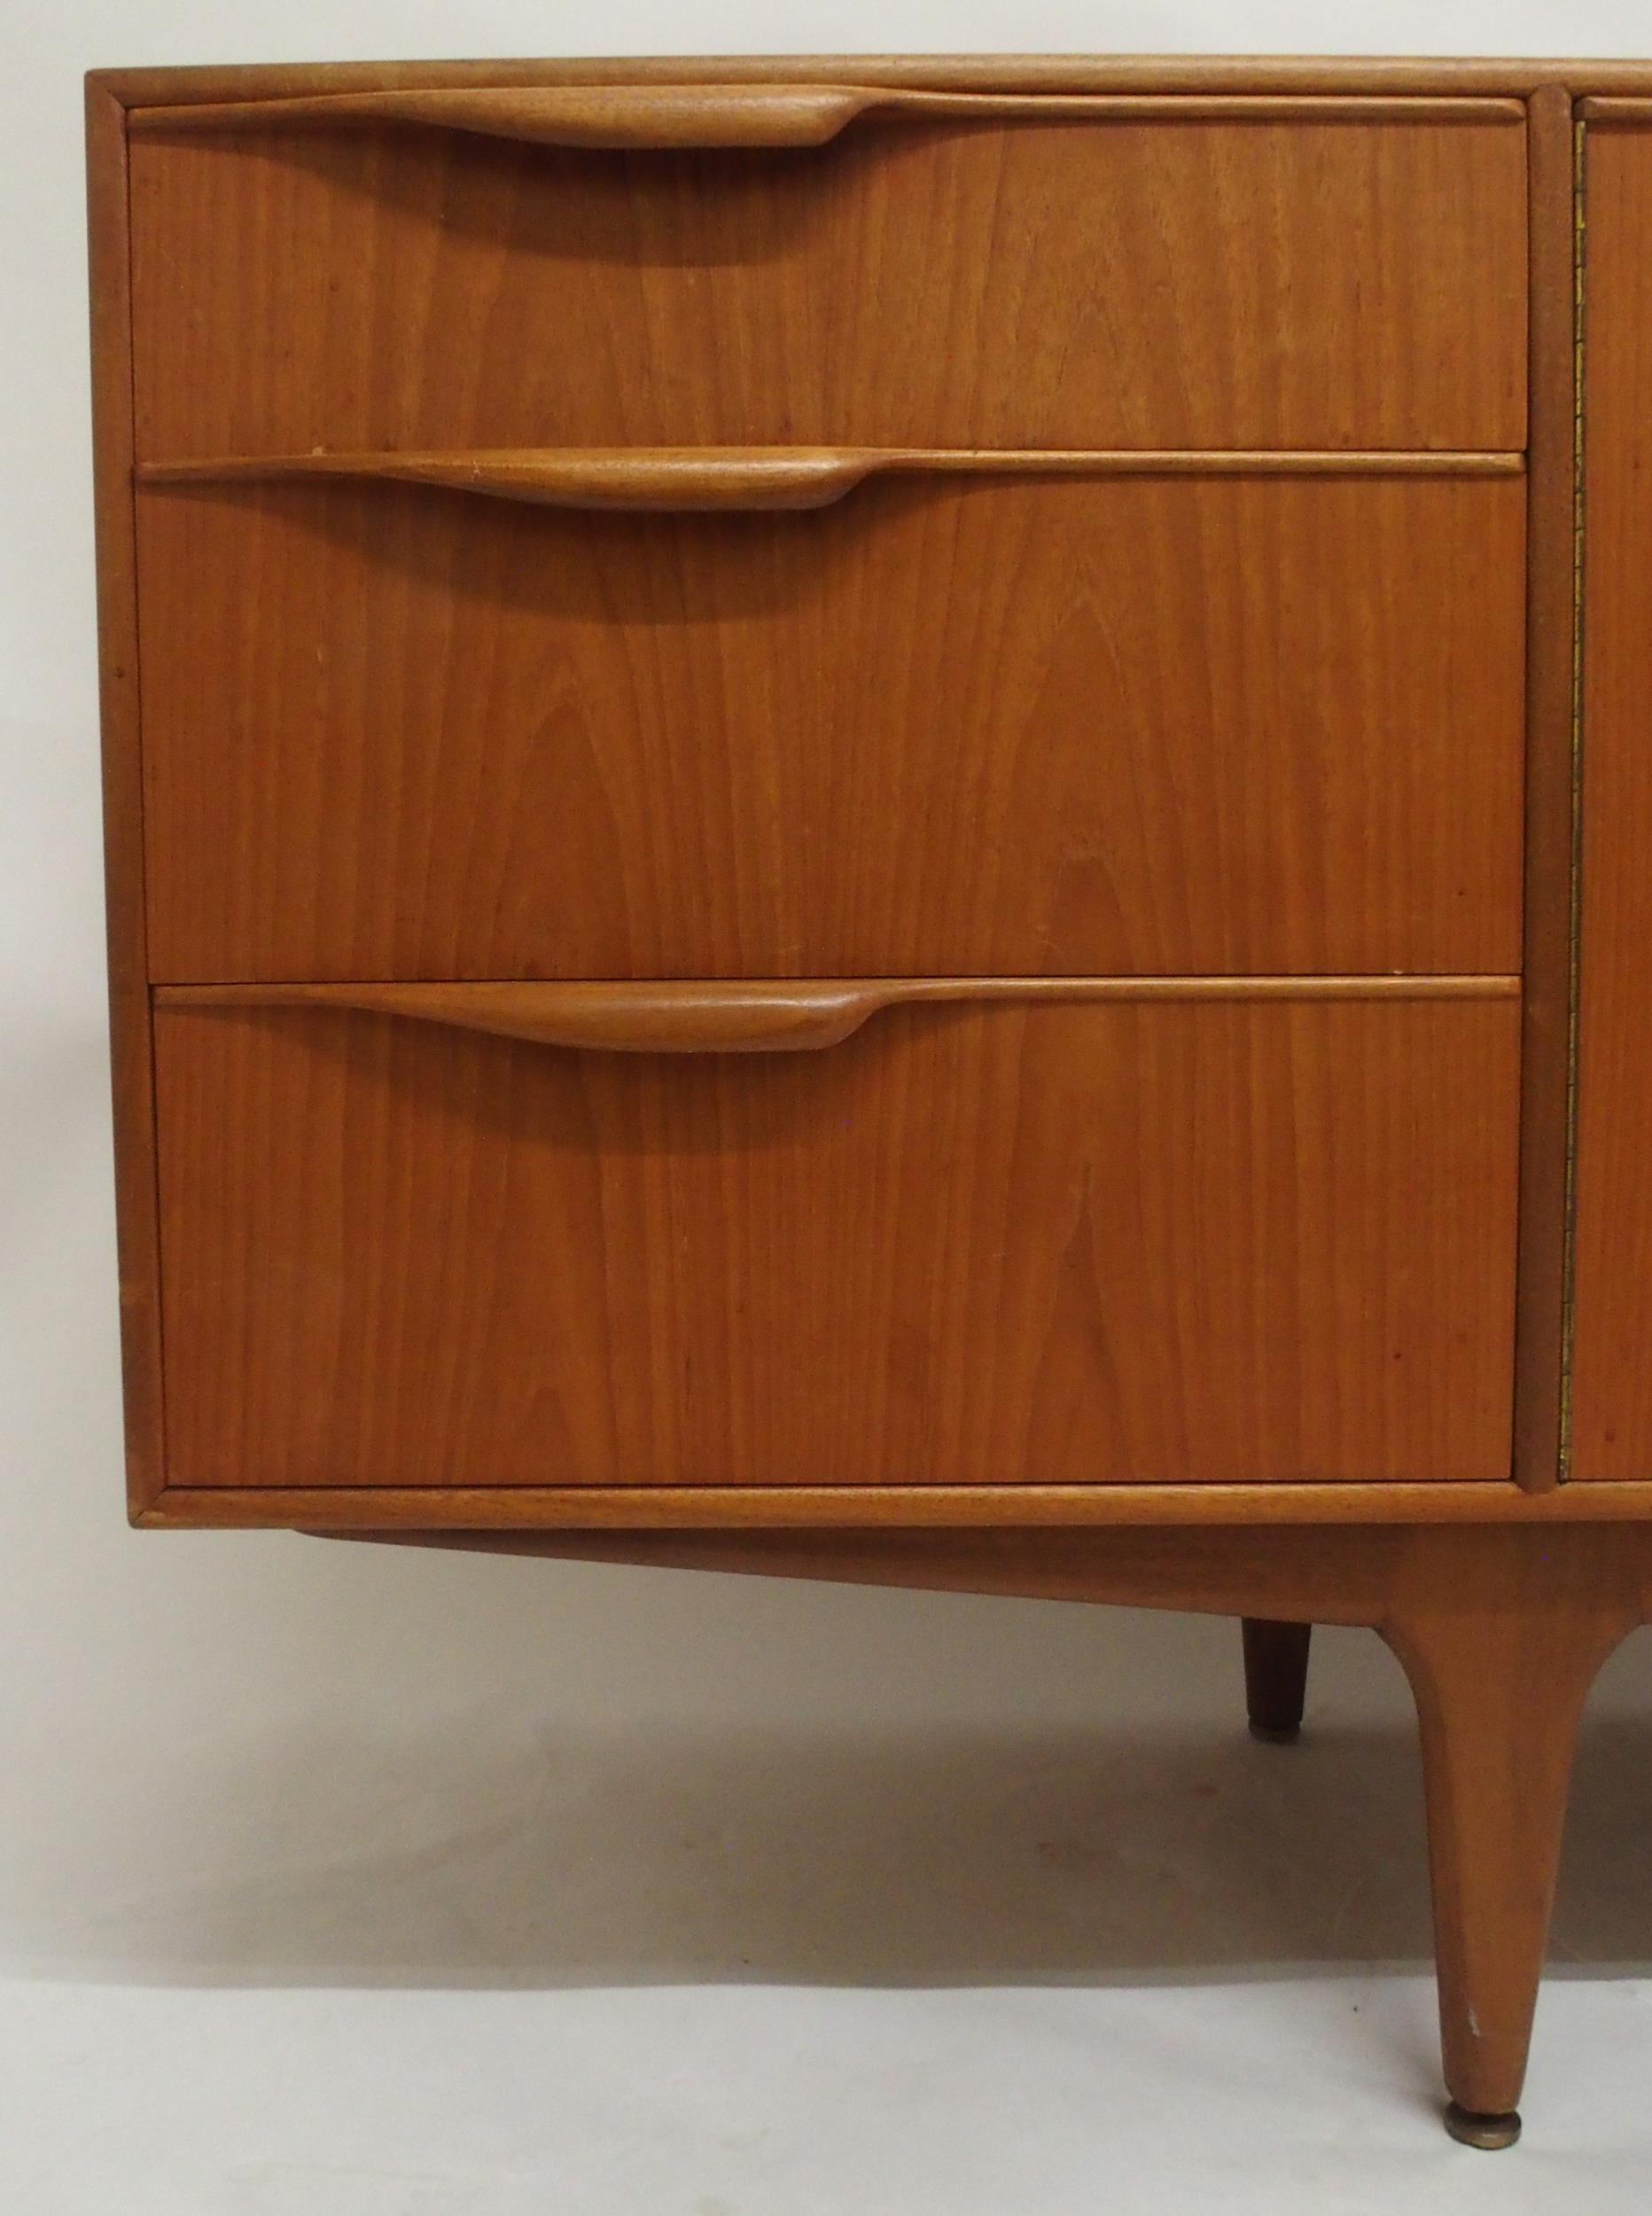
[87,82,165,1513]
[1571,124,1652,1477]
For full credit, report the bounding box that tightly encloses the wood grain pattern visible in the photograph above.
[1570,123,1652,1479]
[138,445,1525,507]
[127,117,1527,455]
[1511,85,1580,1492]
[138,473,1527,985]
[85,82,167,1518]
[152,997,1520,1493]
[127,86,1527,149]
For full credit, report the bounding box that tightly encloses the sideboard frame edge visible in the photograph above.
[87,80,166,1518]
[133,1480,1652,1533]
[80,59,1652,106]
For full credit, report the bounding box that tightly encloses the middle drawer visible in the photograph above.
[138,465,1525,983]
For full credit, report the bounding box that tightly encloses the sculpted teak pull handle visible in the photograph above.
[142,449,899,512]
[129,85,1523,151]
[155,976,1519,1057]
[138,446,1523,510]
[134,84,917,150]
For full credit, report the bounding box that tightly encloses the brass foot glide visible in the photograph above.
[1247,1720,1303,1746]
[1444,2103,1523,2151]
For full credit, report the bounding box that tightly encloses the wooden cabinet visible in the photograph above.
[86,58,1652,2152]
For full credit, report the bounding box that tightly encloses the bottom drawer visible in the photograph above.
[152,994,1519,1492]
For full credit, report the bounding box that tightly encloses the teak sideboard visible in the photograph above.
[86,55,1652,2148]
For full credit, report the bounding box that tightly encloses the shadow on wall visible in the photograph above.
[12,1698,1651,1991]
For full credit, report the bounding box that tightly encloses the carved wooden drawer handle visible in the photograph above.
[156,977,1519,1057]
[144,448,910,512]
[128,86,1521,152]
[138,445,1523,511]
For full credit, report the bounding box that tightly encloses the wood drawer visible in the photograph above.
[152,989,1520,1492]
[128,104,1526,455]
[137,471,1526,983]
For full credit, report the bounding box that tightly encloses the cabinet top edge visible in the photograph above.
[81,56,1647,109]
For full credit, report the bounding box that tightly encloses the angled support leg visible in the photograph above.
[1380,1526,1649,2149]
[1242,1618,1313,1742]
[319,1518,1652,2143]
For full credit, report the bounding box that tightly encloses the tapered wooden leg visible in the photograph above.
[1242,1618,1313,1742]
[1380,1530,1643,2148]
[330,1519,1652,2142]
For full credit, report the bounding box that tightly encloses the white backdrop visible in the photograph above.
[4,5,1652,2209]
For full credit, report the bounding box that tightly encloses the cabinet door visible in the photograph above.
[1572,121,1652,1477]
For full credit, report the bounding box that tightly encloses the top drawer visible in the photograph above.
[127,96,1528,456]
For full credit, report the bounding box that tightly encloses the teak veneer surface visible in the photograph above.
[128,114,1526,456]
[1573,121,1652,1479]
[152,997,1519,1493]
[138,472,1525,984]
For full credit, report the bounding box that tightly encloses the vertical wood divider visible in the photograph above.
[1513,84,1582,1489]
